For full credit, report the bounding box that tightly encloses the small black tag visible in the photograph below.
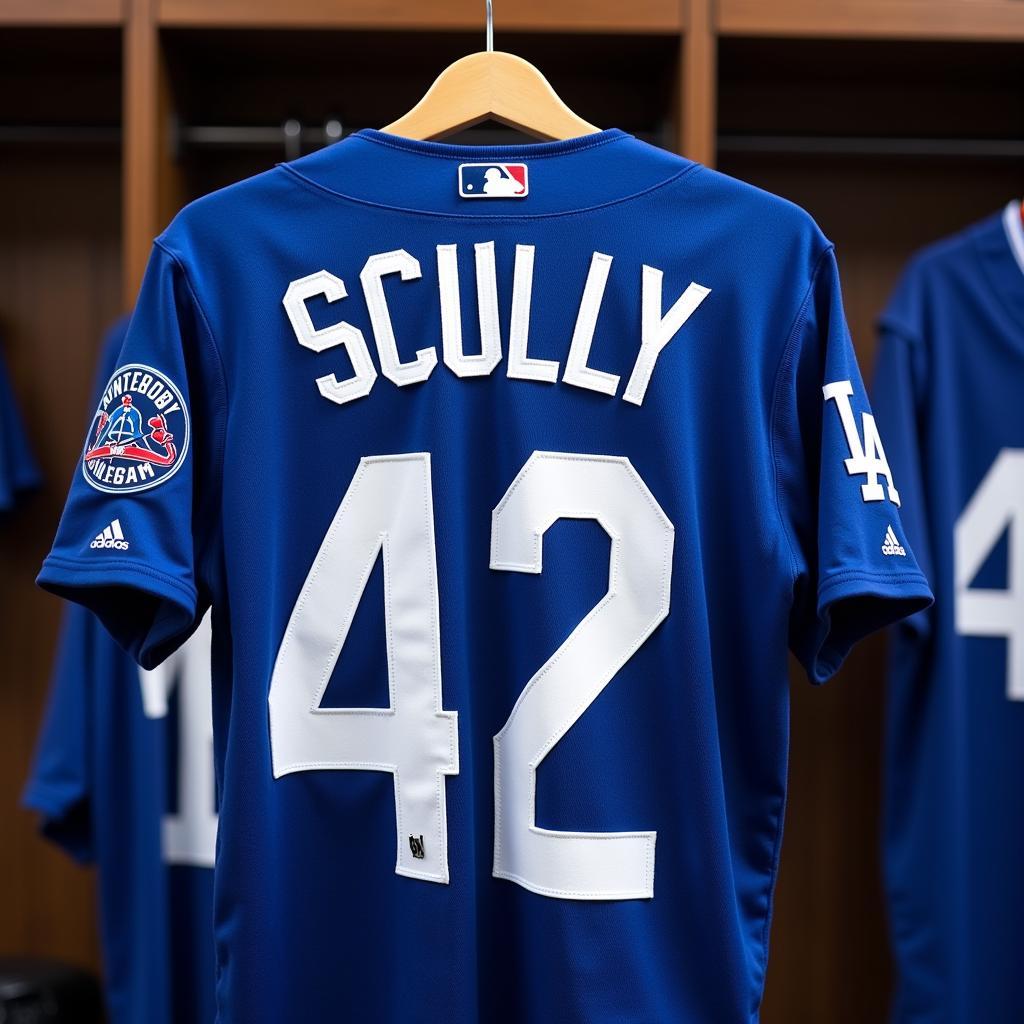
[409,834,425,860]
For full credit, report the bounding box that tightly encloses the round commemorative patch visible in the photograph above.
[82,363,190,494]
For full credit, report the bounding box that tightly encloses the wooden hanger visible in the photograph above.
[381,0,601,142]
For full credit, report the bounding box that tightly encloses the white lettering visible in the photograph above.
[823,379,900,505]
[283,269,378,406]
[624,271,711,406]
[360,250,437,388]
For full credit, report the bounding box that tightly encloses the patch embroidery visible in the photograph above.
[83,363,189,494]
[458,162,528,199]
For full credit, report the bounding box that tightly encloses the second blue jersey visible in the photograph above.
[24,320,216,1024]
[873,201,1024,1024]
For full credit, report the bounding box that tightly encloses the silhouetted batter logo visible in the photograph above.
[458,162,528,199]
[83,363,189,494]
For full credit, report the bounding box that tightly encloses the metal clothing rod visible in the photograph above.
[0,125,120,144]
[718,134,1024,159]
[172,118,345,160]
[4,124,1021,161]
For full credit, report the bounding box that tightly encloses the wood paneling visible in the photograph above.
[158,0,683,33]
[680,0,716,165]
[0,24,120,982]
[0,0,121,27]
[123,0,159,307]
[0,149,122,972]
[3,6,1023,1018]
[718,0,1024,41]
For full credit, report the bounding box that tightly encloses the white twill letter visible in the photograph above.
[562,252,620,397]
[360,250,438,388]
[507,244,559,384]
[283,270,378,405]
[955,449,1024,700]
[437,242,503,378]
[823,379,900,505]
[623,269,711,406]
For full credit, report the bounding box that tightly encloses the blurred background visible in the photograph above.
[1,2,1022,1022]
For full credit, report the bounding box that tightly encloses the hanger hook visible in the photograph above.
[485,0,493,52]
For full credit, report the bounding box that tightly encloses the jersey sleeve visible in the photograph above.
[774,244,933,683]
[21,603,96,864]
[0,345,43,512]
[36,241,226,670]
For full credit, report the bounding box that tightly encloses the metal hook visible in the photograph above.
[486,0,493,52]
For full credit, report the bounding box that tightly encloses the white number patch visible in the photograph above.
[491,453,673,899]
[955,448,1024,701]
[268,451,675,900]
[139,610,217,867]
[268,454,458,883]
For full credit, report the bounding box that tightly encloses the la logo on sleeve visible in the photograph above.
[83,363,190,494]
[823,379,900,506]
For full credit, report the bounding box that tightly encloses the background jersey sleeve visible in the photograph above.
[774,244,933,682]
[0,343,43,511]
[21,603,97,863]
[36,242,226,669]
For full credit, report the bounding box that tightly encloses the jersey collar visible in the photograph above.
[1003,199,1024,281]
[278,127,696,219]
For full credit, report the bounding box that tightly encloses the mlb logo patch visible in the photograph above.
[458,162,528,199]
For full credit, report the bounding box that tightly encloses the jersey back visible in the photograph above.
[38,128,931,1023]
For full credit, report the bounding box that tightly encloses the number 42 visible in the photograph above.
[268,451,674,901]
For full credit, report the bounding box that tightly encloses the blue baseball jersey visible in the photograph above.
[23,319,217,1024]
[0,342,42,510]
[872,201,1024,1024]
[36,127,931,1023]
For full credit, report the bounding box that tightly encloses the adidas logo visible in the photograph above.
[90,518,129,551]
[881,524,906,557]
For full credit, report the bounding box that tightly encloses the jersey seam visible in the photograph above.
[769,243,834,590]
[276,160,700,222]
[760,243,833,992]
[974,213,1024,337]
[152,238,229,602]
[348,127,628,161]
[41,553,198,604]
[875,319,923,350]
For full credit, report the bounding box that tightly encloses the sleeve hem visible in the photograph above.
[20,783,96,865]
[810,568,934,684]
[37,553,198,608]
[36,553,199,669]
[817,567,932,599]
[21,781,74,820]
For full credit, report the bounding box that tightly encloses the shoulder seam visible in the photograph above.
[769,242,834,593]
[876,318,923,348]
[151,238,228,598]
